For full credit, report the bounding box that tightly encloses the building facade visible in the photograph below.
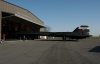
[0,0,45,40]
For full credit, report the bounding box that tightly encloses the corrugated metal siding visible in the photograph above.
[0,12,1,40]
[0,0,44,26]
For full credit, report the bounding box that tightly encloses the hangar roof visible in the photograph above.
[0,0,44,27]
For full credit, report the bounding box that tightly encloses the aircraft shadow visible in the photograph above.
[38,39,78,42]
[88,46,100,53]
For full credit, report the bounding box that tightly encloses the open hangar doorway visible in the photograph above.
[1,12,43,40]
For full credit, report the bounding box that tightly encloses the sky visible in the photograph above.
[5,0,100,36]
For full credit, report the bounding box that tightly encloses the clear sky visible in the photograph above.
[5,0,100,36]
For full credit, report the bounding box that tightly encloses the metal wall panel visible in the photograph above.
[0,11,1,40]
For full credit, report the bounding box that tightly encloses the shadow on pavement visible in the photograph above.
[38,39,78,42]
[88,46,100,53]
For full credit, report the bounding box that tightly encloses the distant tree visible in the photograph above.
[44,25,51,32]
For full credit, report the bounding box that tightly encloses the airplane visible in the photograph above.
[17,25,91,41]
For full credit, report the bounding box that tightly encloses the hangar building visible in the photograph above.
[0,0,45,40]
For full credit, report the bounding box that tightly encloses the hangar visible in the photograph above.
[0,0,45,40]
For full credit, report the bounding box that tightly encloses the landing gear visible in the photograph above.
[63,36,66,41]
[76,39,79,41]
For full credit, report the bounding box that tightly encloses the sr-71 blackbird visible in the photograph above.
[18,25,91,41]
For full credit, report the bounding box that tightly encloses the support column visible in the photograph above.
[0,11,2,41]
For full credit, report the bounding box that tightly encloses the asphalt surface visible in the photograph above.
[0,39,100,64]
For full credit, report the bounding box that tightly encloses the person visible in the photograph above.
[20,36,21,40]
[0,39,3,44]
[23,35,26,41]
[2,34,6,41]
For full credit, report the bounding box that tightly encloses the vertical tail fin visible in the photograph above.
[73,25,90,35]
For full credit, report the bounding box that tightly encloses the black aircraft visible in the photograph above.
[17,25,91,41]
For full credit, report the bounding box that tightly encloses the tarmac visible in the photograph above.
[0,39,100,64]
